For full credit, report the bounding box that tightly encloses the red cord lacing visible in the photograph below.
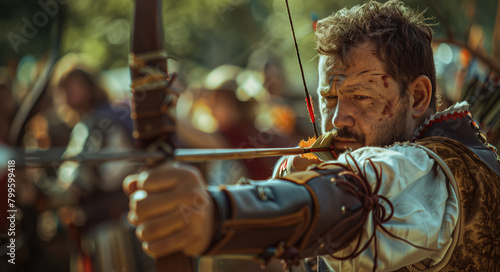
[416,111,468,139]
[323,154,435,272]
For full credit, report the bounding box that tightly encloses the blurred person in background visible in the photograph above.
[51,68,151,271]
[57,68,134,191]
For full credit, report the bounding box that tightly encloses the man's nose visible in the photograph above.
[332,100,355,129]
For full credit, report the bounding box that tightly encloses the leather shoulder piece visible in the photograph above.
[419,110,500,177]
[205,161,384,267]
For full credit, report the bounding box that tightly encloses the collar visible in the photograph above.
[412,101,470,141]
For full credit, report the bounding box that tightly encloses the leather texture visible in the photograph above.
[206,170,364,260]
[292,169,363,255]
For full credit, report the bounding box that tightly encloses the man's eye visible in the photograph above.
[325,95,337,100]
[354,95,368,100]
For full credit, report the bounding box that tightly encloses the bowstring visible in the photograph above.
[284,0,319,138]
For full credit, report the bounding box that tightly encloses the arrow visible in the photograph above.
[13,146,335,167]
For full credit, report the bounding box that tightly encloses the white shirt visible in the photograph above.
[321,144,459,271]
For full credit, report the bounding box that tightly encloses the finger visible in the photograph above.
[130,187,193,223]
[138,163,202,193]
[128,190,148,225]
[136,209,185,242]
[142,227,198,258]
[127,210,139,226]
[123,174,140,196]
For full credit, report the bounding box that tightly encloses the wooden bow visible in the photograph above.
[130,0,194,271]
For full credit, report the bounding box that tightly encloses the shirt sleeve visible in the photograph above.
[321,144,459,271]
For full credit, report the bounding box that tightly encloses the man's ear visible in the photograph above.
[409,75,432,118]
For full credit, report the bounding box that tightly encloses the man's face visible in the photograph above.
[317,42,412,153]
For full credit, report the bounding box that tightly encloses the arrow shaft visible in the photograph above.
[17,146,335,167]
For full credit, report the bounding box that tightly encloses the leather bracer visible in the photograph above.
[205,163,368,260]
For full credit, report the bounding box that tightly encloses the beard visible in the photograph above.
[371,103,410,146]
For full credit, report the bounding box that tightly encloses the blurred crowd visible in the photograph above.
[0,52,313,272]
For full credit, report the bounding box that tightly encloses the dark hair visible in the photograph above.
[59,68,109,110]
[315,0,437,112]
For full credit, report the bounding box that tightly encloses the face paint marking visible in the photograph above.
[381,75,389,88]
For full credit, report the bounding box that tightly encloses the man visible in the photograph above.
[124,1,500,271]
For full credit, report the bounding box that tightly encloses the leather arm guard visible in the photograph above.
[205,162,377,264]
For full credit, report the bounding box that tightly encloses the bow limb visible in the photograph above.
[130,0,194,271]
